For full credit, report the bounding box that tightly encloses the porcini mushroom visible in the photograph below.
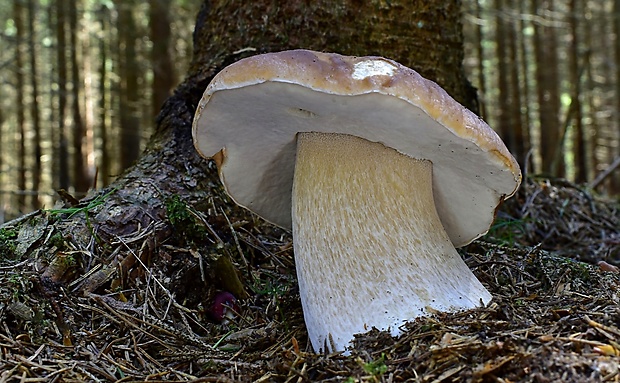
[192,49,521,352]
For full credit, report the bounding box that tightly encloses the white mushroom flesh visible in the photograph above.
[293,131,492,352]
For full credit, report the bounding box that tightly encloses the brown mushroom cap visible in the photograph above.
[192,49,521,247]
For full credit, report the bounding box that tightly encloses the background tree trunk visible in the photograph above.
[13,0,27,213]
[98,4,111,187]
[532,0,563,177]
[115,0,142,171]
[569,0,587,183]
[0,88,4,223]
[495,0,510,146]
[584,1,599,181]
[55,0,69,191]
[517,0,532,172]
[613,0,620,192]
[68,0,91,193]
[474,0,486,120]
[495,0,524,166]
[507,0,527,168]
[27,0,42,209]
[149,0,176,118]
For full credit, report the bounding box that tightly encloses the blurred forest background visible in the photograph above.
[0,0,618,223]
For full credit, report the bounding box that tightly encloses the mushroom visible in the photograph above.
[209,291,239,324]
[192,49,521,353]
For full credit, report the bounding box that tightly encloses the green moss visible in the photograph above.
[250,275,292,330]
[60,252,77,267]
[7,272,32,300]
[49,232,66,250]
[0,228,17,241]
[528,252,595,291]
[250,276,289,299]
[165,195,208,244]
[562,258,593,284]
[487,216,530,246]
[362,353,388,378]
[0,228,18,260]
[419,323,440,332]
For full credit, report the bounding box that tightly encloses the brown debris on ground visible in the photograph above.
[0,178,618,382]
[493,178,619,264]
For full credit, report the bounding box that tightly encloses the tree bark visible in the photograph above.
[69,0,91,194]
[5,0,477,308]
[189,0,477,112]
[98,5,111,187]
[613,0,620,192]
[474,0,487,120]
[569,0,586,183]
[495,0,509,142]
[494,0,526,168]
[55,0,70,191]
[149,0,176,118]
[517,0,532,171]
[13,0,27,213]
[0,88,4,224]
[507,0,527,168]
[532,0,563,177]
[584,1,599,182]
[115,0,142,171]
[27,0,42,209]
[495,0,524,165]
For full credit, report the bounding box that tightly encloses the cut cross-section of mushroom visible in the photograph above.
[192,49,522,353]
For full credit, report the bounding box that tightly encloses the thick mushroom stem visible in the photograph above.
[292,132,492,353]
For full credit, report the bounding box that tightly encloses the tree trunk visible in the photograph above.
[474,0,487,120]
[149,0,176,118]
[518,0,532,173]
[507,0,527,168]
[27,0,42,209]
[189,1,477,111]
[613,0,620,192]
[494,0,510,137]
[495,0,525,165]
[532,0,563,177]
[3,0,477,329]
[68,0,91,194]
[0,88,4,224]
[584,0,599,182]
[13,0,27,213]
[46,3,57,199]
[569,0,586,183]
[98,4,111,187]
[55,0,70,191]
[115,0,142,171]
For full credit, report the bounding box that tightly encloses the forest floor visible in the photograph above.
[0,178,618,382]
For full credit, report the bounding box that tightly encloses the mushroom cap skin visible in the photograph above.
[192,49,522,247]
